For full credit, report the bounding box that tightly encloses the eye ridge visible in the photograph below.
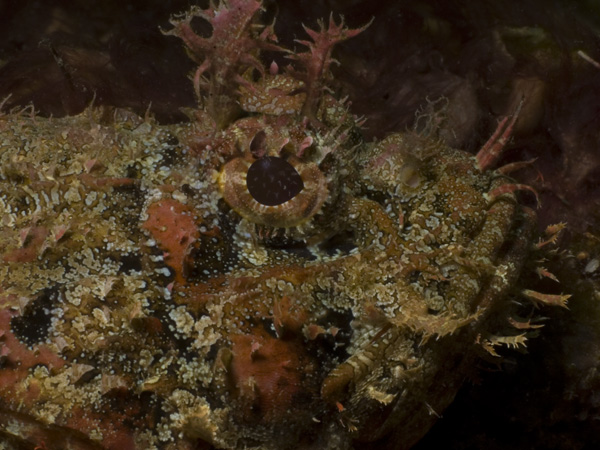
[247,156,304,206]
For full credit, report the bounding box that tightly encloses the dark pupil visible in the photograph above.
[246,156,304,206]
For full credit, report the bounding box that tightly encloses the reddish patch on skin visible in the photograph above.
[230,328,315,421]
[0,370,39,408]
[142,199,199,283]
[2,226,49,263]
[65,406,138,450]
[0,302,65,409]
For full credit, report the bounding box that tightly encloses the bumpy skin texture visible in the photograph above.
[0,2,540,450]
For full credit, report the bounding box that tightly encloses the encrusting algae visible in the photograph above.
[0,1,569,449]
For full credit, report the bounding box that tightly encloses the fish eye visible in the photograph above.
[246,156,304,206]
